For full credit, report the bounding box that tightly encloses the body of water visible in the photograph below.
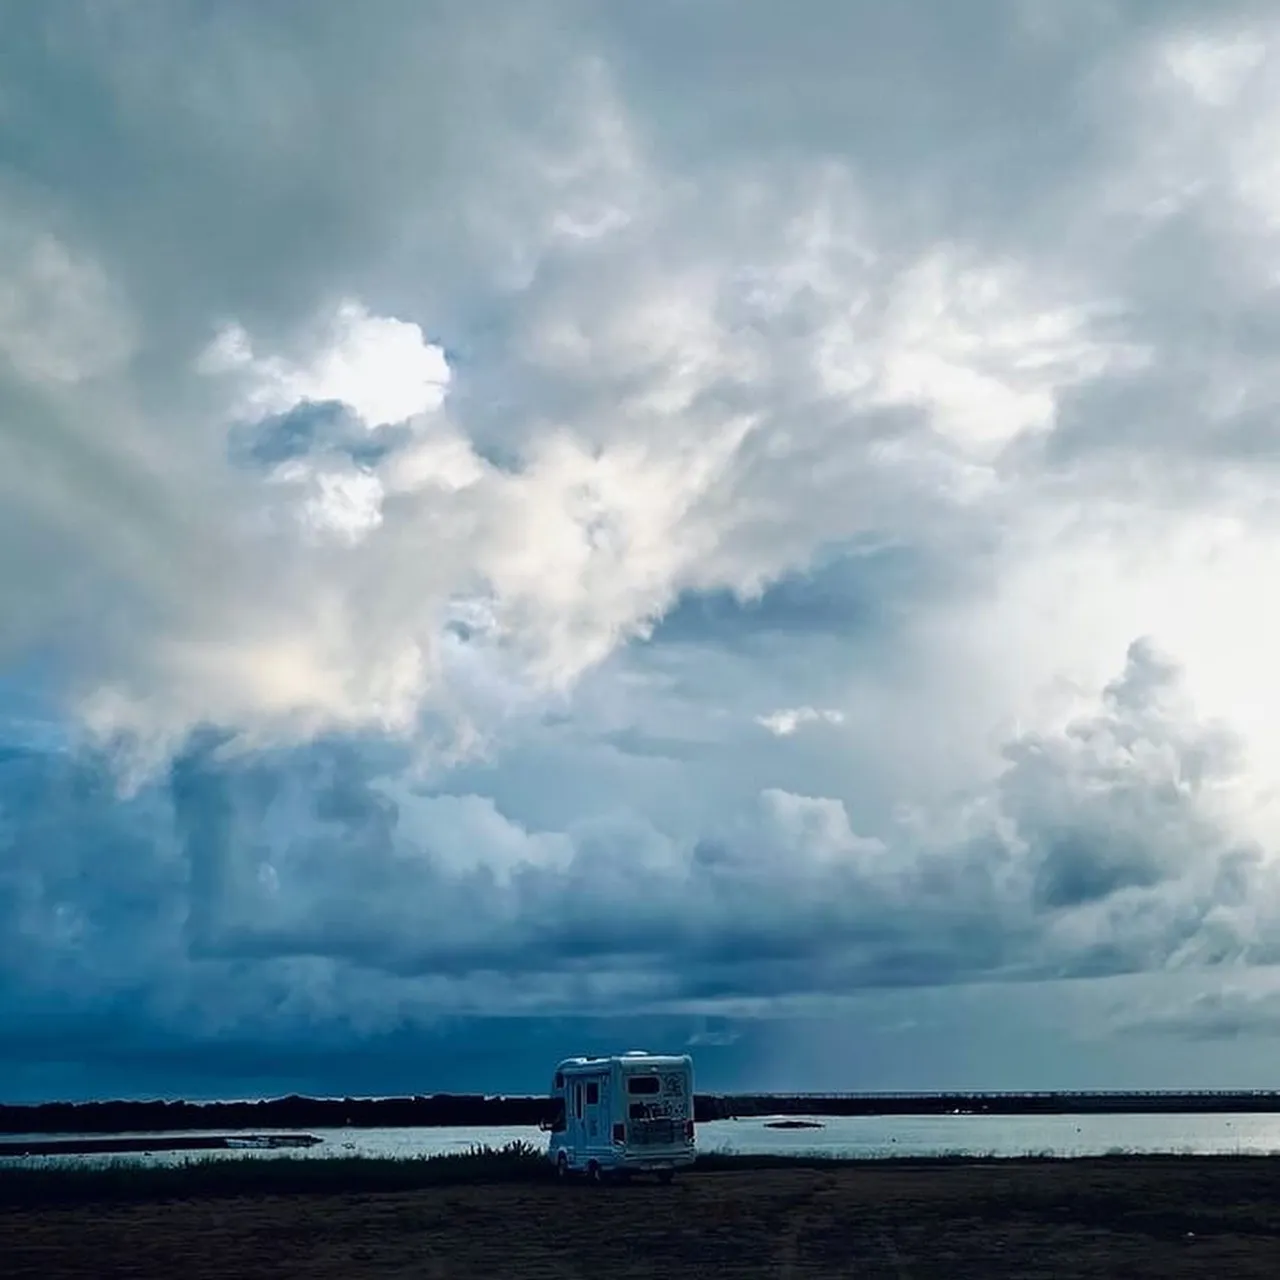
[6,1112,1280,1167]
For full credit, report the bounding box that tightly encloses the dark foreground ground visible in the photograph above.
[8,1157,1280,1279]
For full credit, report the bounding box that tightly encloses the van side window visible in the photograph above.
[586,1082,599,1105]
[574,1083,583,1120]
[627,1075,661,1095]
[553,1072,564,1089]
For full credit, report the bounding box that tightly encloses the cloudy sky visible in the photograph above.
[6,0,1280,1102]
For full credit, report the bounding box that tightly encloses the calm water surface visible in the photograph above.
[7,1113,1280,1168]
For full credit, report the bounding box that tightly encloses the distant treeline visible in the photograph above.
[5,1091,1280,1134]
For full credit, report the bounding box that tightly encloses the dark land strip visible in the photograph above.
[7,1089,1280,1135]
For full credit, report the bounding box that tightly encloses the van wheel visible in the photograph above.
[587,1161,602,1184]
[657,1169,674,1185]
[556,1153,569,1181]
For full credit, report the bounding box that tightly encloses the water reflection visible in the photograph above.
[5,1112,1280,1168]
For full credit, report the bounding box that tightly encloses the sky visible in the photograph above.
[5,0,1280,1102]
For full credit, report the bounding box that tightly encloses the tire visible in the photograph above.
[657,1169,674,1185]
[557,1153,570,1181]
[587,1161,602,1185]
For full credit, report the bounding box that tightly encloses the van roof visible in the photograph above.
[554,1052,691,1073]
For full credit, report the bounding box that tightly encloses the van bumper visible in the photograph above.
[618,1147,697,1171]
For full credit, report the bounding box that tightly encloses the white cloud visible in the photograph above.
[1162,31,1265,108]
[295,466,385,544]
[8,34,1159,767]
[199,300,452,429]
[756,707,845,736]
[816,249,1148,459]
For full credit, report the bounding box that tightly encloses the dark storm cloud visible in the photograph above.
[227,401,413,472]
[1,637,1270,1098]
[648,542,926,648]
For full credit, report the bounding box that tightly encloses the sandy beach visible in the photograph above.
[7,1157,1280,1278]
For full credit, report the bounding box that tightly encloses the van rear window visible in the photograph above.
[626,1075,661,1095]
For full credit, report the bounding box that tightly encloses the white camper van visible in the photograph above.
[542,1051,696,1183]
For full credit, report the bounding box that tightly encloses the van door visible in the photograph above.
[584,1075,605,1151]
[571,1080,584,1156]
[598,1074,614,1150]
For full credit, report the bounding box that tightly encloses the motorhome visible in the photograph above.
[542,1051,696,1182]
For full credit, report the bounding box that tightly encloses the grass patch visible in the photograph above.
[6,1142,1280,1208]
[0,1140,552,1207]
